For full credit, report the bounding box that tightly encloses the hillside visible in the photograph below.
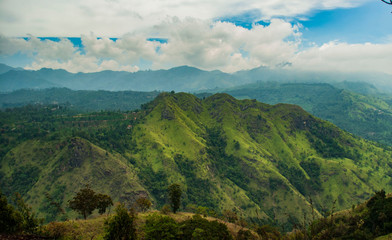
[0,88,159,111]
[1,92,392,228]
[219,82,392,145]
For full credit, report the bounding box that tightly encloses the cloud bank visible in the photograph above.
[0,0,369,37]
[1,17,391,75]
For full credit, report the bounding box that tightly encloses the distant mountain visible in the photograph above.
[1,63,391,93]
[0,65,239,92]
[0,63,16,75]
[0,69,61,92]
[233,66,392,94]
[1,92,391,227]
[0,88,160,111]
[216,82,392,146]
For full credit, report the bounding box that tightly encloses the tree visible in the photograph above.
[0,191,21,234]
[104,204,136,240]
[144,213,179,240]
[68,185,98,219]
[135,196,152,212]
[13,193,43,234]
[96,193,113,215]
[168,184,181,213]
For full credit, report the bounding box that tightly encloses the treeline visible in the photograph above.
[2,184,391,239]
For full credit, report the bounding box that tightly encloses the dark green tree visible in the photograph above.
[68,185,98,219]
[135,196,152,212]
[179,214,233,240]
[0,191,21,234]
[144,213,179,240]
[13,193,43,234]
[104,204,136,240]
[96,193,113,215]
[168,183,181,213]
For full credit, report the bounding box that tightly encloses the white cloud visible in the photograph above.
[152,18,300,72]
[290,41,392,74]
[1,18,391,75]
[0,0,369,37]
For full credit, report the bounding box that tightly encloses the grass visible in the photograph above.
[42,211,257,240]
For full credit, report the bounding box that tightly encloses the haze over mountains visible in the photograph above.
[1,63,392,93]
[2,63,392,146]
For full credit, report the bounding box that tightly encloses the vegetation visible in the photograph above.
[103,204,137,240]
[0,88,160,111]
[135,197,152,212]
[222,82,392,145]
[0,190,42,235]
[1,92,392,230]
[168,184,182,213]
[68,185,112,219]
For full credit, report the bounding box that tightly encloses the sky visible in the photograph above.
[0,0,391,74]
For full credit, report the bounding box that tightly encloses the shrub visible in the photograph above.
[135,197,152,212]
[144,213,179,240]
[179,214,233,240]
[0,191,22,233]
[161,204,171,215]
[104,204,137,240]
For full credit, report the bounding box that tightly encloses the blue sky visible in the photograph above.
[0,0,391,74]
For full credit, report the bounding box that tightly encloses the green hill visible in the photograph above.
[219,82,392,145]
[1,92,392,228]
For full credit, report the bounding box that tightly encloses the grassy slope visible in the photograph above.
[1,92,392,228]
[129,92,392,226]
[42,211,255,240]
[0,137,147,221]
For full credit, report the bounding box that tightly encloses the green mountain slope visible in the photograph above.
[1,93,392,228]
[0,137,147,222]
[219,82,392,145]
[130,93,392,226]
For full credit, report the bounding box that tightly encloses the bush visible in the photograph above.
[144,213,179,240]
[104,204,137,240]
[179,214,233,240]
[135,197,152,212]
[161,204,171,215]
[0,191,22,233]
[237,229,257,240]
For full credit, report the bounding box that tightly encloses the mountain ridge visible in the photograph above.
[1,92,392,228]
[1,63,392,93]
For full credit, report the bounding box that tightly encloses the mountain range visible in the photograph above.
[1,92,391,228]
[1,63,392,93]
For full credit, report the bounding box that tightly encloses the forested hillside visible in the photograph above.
[1,92,392,229]
[221,82,392,145]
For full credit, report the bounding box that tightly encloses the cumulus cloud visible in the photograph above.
[1,16,392,75]
[290,41,392,74]
[0,19,303,73]
[151,18,300,72]
[0,0,369,36]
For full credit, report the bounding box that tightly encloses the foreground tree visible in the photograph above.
[96,193,113,215]
[68,185,97,219]
[0,191,21,233]
[0,190,42,234]
[14,193,43,233]
[135,196,152,212]
[168,184,181,213]
[104,204,136,240]
[68,185,113,219]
